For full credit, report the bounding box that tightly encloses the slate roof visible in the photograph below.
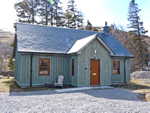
[16,23,133,57]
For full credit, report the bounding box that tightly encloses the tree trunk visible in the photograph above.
[45,0,48,25]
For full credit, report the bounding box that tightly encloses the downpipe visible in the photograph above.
[124,57,127,84]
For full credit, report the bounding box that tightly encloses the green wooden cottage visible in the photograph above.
[13,22,133,88]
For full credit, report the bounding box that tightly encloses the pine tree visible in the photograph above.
[64,0,84,29]
[86,20,92,30]
[38,0,51,25]
[8,55,15,71]
[53,0,64,26]
[127,0,148,66]
[38,0,64,26]
[14,0,40,24]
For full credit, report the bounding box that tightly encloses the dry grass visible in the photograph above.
[112,79,150,101]
[0,77,73,93]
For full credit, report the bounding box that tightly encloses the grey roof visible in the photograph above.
[16,23,133,57]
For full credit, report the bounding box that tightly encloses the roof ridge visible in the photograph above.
[16,22,103,33]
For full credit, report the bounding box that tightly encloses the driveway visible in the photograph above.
[0,88,150,113]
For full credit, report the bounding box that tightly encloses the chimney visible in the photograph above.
[103,22,109,34]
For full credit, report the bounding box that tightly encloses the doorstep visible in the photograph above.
[55,86,114,93]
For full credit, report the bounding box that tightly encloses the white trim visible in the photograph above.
[68,34,97,54]
[75,34,114,55]
[76,34,97,54]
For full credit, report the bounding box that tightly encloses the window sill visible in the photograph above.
[113,74,120,75]
[39,75,50,76]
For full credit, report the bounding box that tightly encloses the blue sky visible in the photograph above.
[0,0,149,36]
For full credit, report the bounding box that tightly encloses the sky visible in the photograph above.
[0,0,149,36]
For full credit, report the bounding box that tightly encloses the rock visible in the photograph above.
[0,75,4,79]
[131,71,150,79]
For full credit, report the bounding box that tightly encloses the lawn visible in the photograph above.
[0,77,66,93]
[112,79,150,102]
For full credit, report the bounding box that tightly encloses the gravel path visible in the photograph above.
[0,88,150,113]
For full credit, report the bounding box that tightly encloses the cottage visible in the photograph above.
[13,22,133,88]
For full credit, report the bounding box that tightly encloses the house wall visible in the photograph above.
[78,38,112,86]
[14,44,22,86]
[19,54,70,87]
[15,43,131,87]
[125,58,130,82]
[69,55,78,86]
[111,58,131,83]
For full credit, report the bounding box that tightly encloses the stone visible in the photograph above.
[0,75,4,79]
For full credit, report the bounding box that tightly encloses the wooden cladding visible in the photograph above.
[39,59,50,76]
[72,59,74,76]
[113,61,120,75]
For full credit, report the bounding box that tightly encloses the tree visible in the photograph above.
[0,54,4,73]
[86,20,92,30]
[38,0,64,26]
[38,0,51,25]
[64,0,84,29]
[53,0,64,26]
[14,0,40,24]
[8,55,15,71]
[127,0,148,66]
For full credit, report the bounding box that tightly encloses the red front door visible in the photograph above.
[90,59,100,86]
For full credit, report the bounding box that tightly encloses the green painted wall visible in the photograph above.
[78,38,112,86]
[111,58,131,83]
[111,58,124,82]
[15,39,131,87]
[20,54,70,87]
[69,55,78,86]
[126,58,130,82]
[14,44,22,85]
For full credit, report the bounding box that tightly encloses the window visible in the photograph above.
[72,59,74,76]
[39,59,50,76]
[113,61,120,75]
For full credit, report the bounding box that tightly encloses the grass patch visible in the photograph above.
[112,79,150,102]
[0,77,74,93]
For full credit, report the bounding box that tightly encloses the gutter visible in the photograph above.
[124,57,127,84]
[30,53,33,88]
[18,51,69,56]
[111,55,134,58]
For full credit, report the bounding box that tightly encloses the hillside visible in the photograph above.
[110,26,150,71]
[0,29,14,72]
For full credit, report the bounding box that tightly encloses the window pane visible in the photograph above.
[113,61,120,75]
[40,60,48,67]
[39,68,48,74]
[39,59,50,75]
[113,68,118,75]
[113,62,118,68]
